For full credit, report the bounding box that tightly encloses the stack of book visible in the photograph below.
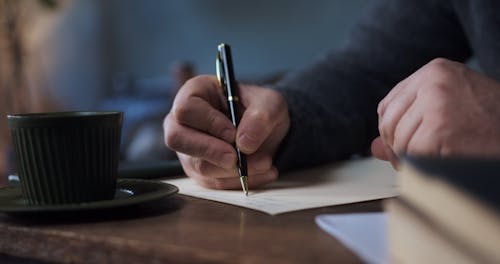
[387,156,500,263]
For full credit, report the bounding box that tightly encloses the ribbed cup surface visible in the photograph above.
[8,112,122,205]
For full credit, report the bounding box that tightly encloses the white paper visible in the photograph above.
[163,157,398,215]
[315,213,388,264]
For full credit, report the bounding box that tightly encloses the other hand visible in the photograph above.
[372,58,500,167]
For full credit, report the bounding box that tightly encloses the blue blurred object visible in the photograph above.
[97,74,177,161]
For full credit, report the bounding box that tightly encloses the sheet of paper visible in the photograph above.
[163,157,398,215]
[315,213,388,264]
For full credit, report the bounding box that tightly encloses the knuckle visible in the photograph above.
[162,113,173,132]
[267,89,287,108]
[182,75,219,95]
[420,81,454,105]
[193,159,211,176]
[173,103,191,123]
[378,110,386,129]
[428,57,453,68]
[248,109,272,125]
[418,73,456,100]
[377,100,386,116]
[426,58,451,76]
[184,75,212,88]
[433,80,454,94]
[425,58,460,85]
[427,58,462,74]
[207,110,225,136]
[207,110,218,126]
[261,89,289,120]
[196,142,227,164]
[193,142,210,159]
[164,127,182,151]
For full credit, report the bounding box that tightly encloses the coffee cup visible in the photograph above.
[7,111,123,205]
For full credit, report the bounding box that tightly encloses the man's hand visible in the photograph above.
[373,58,500,166]
[163,75,290,189]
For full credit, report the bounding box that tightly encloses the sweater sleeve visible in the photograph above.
[273,0,472,172]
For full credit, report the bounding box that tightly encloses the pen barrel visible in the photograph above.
[236,148,247,177]
[217,43,248,179]
[227,99,240,127]
[227,97,247,177]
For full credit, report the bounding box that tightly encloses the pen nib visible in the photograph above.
[240,176,248,197]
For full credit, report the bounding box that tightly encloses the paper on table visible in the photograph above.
[163,158,398,215]
[315,213,388,264]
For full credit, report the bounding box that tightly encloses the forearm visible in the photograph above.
[273,0,472,172]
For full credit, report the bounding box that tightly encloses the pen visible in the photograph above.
[216,43,249,196]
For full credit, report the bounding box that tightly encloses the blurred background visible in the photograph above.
[0,0,370,180]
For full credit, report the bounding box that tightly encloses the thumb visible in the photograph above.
[236,86,287,154]
[371,136,400,169]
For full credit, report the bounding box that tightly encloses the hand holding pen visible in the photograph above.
[163,44,290,191]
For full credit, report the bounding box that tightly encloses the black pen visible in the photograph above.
[216,43,249,196]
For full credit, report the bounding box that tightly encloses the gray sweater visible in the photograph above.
[274,0,500,171]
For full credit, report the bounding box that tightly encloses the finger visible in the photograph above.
[378,73,415,117]
[406,119,442,157]
[378,84,417,147]
[181,150,275,179]
[193,166,278,190]
[175,75,226,109]
[237,88,288,154]
[187,156,238,179]
[177,152,235,180]
[371,137,388,160]
[371,136,399,169]
[178,153,234,186]
[186,149,276,179]
[243,119,288,174]
[392,103,423,155]
[385,143,400,170]
[173,96,236,142]
[164,114,236,169]
[177,152,196,176]
[246,151,273,175]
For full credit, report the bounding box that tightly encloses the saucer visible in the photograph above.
[0,179,178,215]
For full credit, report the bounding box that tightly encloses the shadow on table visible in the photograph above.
[0,253,49,264]
[1,195,185,226]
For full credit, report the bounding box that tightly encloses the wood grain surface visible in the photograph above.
[0,194,383,264]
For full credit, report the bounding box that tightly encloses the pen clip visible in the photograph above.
[216,51,227,94]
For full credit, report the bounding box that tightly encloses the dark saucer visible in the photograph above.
[0,179,178,215]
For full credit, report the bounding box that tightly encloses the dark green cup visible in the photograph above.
[7,111,123,205]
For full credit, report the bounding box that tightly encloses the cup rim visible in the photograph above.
[7,111,123,128]
[7,111,122,120]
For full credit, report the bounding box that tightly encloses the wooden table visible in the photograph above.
[0,194,383,263]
